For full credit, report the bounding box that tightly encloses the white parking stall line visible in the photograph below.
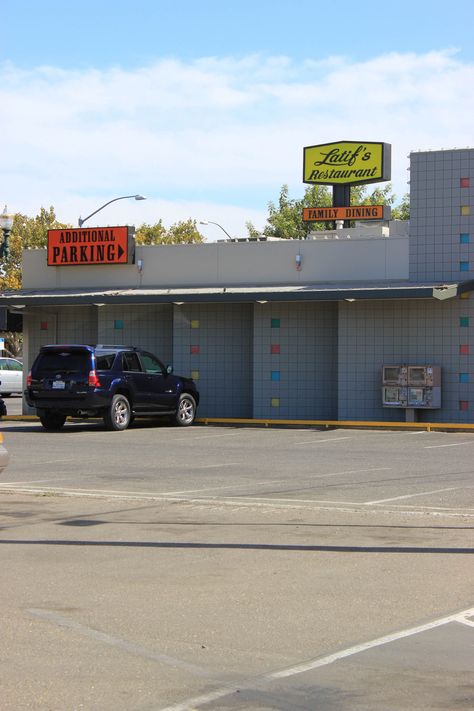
[28,609,211,678]
[293,437,354,445]
[159,607,474,711]
[161,467,391,496]
[365,486,464,505]
[170,432,244,442]
[424,442,474,449]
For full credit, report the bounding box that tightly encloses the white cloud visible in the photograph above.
[1,50,473,238]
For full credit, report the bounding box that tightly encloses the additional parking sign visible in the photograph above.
[0,338,4,351]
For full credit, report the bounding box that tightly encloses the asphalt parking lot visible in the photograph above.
[0,420,473,710]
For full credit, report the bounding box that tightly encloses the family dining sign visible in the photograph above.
[47,226,135,266]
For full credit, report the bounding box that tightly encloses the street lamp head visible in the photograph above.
[199,219,232,240]
[0,206,13,232]
[78,194,147,227]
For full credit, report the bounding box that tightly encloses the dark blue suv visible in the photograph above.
[25,344,199,431]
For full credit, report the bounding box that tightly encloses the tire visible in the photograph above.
[173,393,196,427]
[103,394,131,431]
[39,411,66,431]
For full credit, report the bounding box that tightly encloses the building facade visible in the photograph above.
[3,148,474,423]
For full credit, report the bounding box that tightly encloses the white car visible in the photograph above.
[0,357,23,396]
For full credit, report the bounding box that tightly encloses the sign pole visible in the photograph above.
[332,184,351,228]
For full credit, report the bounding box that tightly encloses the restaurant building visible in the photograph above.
[2,147,474,423]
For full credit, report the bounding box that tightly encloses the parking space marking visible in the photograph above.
[365,486,463,505]
[27,608,211,678]
[2,485,473,517]
[159,607,474,711]
[293,437,354,445]
[424,441,474,449]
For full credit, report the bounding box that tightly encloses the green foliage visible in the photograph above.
[135,220,167,245]
[248,183,410,239]
[391,193,410,220]
[1,207,68,290]
[134,218,203,245]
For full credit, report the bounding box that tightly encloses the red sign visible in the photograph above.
[47,226,133,266]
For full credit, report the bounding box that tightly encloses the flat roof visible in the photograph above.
[1,280,472,306]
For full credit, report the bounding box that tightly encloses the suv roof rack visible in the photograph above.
[94,344,136,350]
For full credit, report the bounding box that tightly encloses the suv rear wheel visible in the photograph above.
[39,411,67,431]
[104,394,131,431]
[174,393,196,427]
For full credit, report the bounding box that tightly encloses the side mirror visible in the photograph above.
[166,365,173,375]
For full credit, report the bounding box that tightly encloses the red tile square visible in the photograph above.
[190,345,200,354]
[460,177,470,188]
[460,400,469,411]
[40,321,48,330]
[460,344,470,355]
[271,344,280,354]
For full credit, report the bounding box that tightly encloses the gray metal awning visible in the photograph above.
[1,279,473,307]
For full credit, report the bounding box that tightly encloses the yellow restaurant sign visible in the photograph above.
[303,141,391,186]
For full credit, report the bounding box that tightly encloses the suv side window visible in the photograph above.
[96,353,116,370]
[140,352,164,374]
[122,352,142,372]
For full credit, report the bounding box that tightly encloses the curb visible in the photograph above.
[2,414,474,432]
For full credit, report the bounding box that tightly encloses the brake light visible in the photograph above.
[27,371,32,386]
[88,370,101,387]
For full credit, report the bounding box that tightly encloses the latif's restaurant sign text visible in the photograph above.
[47,226,134,266]
[303,141,391,186]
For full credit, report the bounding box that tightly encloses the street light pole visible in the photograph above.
[78,194,146,228]
[199,220,233,240]
[0,206,14,262]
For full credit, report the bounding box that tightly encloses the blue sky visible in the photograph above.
[2,0,474,237]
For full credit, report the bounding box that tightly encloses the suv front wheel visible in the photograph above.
[174,393,197,427]
[104,394,132,431]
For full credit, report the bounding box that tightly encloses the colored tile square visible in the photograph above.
[190,345,200,354]
[459,400,469,411]
[460,344,470,355]
[460,261,470,272]
[271,370,280,381]
[191,320,200,329]
[271,344,280,354]
[459,373,469,383]
[460,316,469,327]
[271,398,280,408]
[461,205,471,216]
[460,233,470,244]
[460,291,471,299]
[114,319,123,330]
[40,321,48,330]
[460,178,470,188]
[191,370,200,381]
[271,318,280,328]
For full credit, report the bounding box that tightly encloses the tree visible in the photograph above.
[135,218,203,245]
[391,193,410,220]
[248,183,409,239]
[0,207,68,290]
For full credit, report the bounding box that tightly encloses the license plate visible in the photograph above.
[52,380,65,389]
